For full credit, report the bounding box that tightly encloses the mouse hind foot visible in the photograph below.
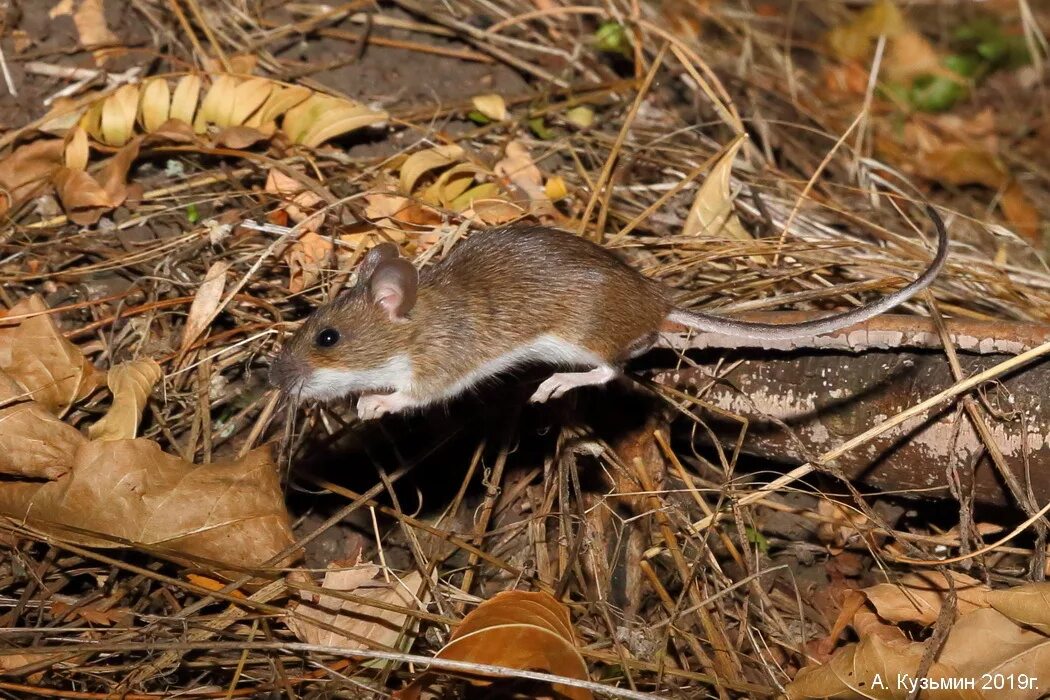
[529,365,619,403]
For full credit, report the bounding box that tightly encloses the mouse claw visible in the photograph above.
[357,392,414,420]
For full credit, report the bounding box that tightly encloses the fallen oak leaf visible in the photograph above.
[0,439,296,574]
[52,136,142,225]
[0,385,85,479]
[87,358,163,441]
[0,139,65,217]
[398,590,592,700]
[861,570,989,626]
[286,231,333,293]
[289,562,426,659]
[985,581,1050,634]
[0,295,102,416]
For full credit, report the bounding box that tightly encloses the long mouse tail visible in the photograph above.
[667,203,949,341]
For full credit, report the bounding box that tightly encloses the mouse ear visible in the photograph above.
[356,242,400,287]
[369,258,418,320]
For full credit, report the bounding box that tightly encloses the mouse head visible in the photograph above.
[269,243,419,401]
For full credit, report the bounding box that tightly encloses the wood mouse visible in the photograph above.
[270,205,948,419]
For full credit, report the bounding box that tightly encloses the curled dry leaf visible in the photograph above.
[399,144,465,194]
[52,136,141,225]
[0,438,295,571]
[179,261,229,353]
[0,139,65,217]
[286,231,333,294]
[87,358,163,441]
[398,590,592,700]
[683,136,751,242]
[471,93,507,121]
[0,295,102,416]
[281,93,387,148]
[862,570,989,625]
[363,192,442,233]
[264,169,325,227]
[289,563,426,657]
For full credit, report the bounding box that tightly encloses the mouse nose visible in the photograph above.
[268,351,303,391]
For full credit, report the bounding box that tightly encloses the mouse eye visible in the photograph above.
[315,328,340,348]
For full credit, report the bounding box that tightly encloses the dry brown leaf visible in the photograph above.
[245,85,312,128]
[862,570,989,625]
[938,608,1049,676]
[494,140,548,209]
[52,137,141,225]
[281,93,387,148]
[50,0,120,64]
[361,193,443,236]
[264,169,325,227]
[1000,181,1041,242]
[0,395,86,479]
[289,563,425,655]
[399,144,465,194]
[920,143,1007,189]
[787,632,974,700]
[683,137,751,242]
[212,125,269,149]
[0,439,295,571]
[87,359,163,441]
[469,199,525,225]
[0,139,65,216]
[286,231,333,293]
[985,581,1050,634]
[179,261,229,353]
[0,295,102,416]
[399,590,592,700]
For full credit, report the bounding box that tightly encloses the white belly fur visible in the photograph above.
[432,334,602,404]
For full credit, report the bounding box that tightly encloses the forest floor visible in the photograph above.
[1,1,1050,698]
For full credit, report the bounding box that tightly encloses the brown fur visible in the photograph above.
[270,225,673,400]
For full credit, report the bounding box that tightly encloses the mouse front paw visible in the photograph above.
[356,392,414,420]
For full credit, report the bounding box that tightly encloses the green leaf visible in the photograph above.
[745,526,769,553]
[943,53,980,78]
[527,116,555,140]
[595,21,630,55]
[909,74,966,112]
[467,109,491,125]
[186,203,200,223]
